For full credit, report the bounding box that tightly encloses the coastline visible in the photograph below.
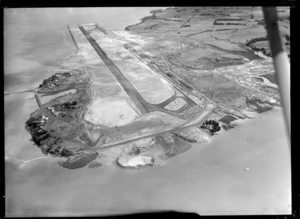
[5,106,290,216]
[124,10,158,31]
[5,7,290,216]
[23,15,283,168]
[5,105,285,169]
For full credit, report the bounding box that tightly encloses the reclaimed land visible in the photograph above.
[25,7,289,169]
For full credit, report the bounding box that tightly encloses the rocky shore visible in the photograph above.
[24,7,289,170]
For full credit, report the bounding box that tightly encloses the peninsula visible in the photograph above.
[25,7,289,169]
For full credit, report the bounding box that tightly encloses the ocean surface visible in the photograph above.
[4,8,291,216]
[4,7,165,159]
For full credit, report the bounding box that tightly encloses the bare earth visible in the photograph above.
[24,7,289,170]
[5,7,291,217]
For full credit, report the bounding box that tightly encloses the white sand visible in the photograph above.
[164,98,187,111]
[89,29,176,104]
[117,155,154,168]
[40,89,77,103]
[84,98,138,127]
[112,30,148,45]
[5,108,290,216]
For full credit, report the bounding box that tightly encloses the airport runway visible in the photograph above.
[78,25,205,120]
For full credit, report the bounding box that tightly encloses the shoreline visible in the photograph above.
[124,10,158,31]
[6,106,284,169]
[5,104,290,216]
[5,8,290,216]
[12,7,286,169]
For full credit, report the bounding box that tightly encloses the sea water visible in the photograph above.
[4,7,165,162]
[4,8,291,216]
[5,108,290,216]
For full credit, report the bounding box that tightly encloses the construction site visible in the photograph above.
[25,7,288,169]
[26,23,217,169]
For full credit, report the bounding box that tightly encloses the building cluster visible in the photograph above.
[249,45,271,57]
[39,72,72,90]
[46,101,79,117]
[53,101,79,111]
[213,18,246,25]
[25,113,50,146]
[200,120,221,134]
[46,106,62,117]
